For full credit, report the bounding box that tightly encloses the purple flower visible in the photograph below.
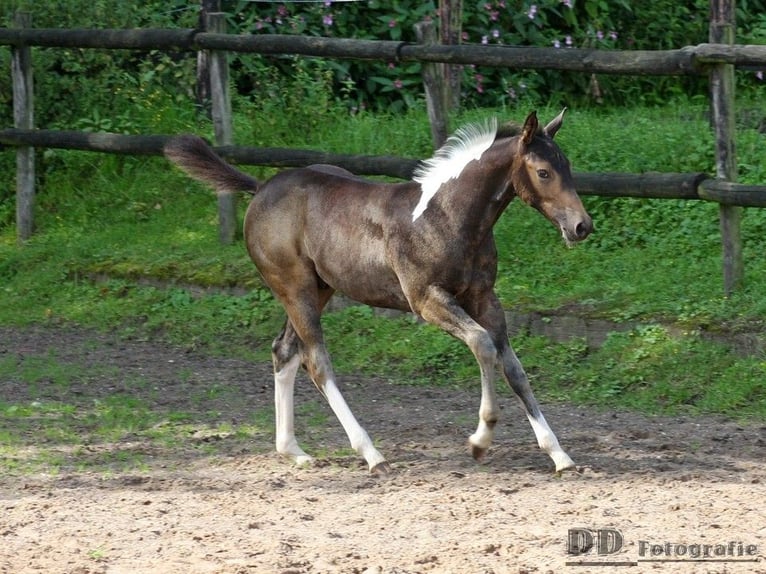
[490,10,499,21]
[323,14,333,26]
[389,19,397,28]
[481,35,489,45]
[609,31,618,41]
[565,35,573,46]
[757,71,764,81]
[492,29,500,39]
[527,4,537,19]
[561,0,573,7]
[394,79,403,89]
[553,39,561,48]
[596,30,604,41]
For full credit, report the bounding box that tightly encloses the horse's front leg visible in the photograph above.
[473,292,575,472]
[415,286,502,460]
[499,344,576,472]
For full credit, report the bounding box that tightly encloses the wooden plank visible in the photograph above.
[574,172,709,200]
[0,27,196,50]
[197,34,702,75]
[195,0,221,114]
[710,0,743,294]
[0,128,731,201]
[693,42,766,65]
[438,0,463,111]
[11,12,35,243]
[698,180,766,207]
[0,28,765,72]
[414,21,448,149]
[0,129,420,179]
[206,12,236,245]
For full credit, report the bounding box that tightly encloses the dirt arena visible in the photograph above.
[1,327,764,573]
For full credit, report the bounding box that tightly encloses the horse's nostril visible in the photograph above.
[575,220,592,239]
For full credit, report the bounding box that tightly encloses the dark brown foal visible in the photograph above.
[165,110,592,474]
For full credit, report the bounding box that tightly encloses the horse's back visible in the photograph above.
[244,166,416,311]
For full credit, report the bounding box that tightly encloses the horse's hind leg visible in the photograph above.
[273,286,388,473]
[272,321,312,465]
[271,286,336,466]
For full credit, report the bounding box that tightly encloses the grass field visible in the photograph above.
[1,95,765,420]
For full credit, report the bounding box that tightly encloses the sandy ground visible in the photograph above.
[1,326,765,574]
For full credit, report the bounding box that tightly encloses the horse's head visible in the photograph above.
[511,109,593,246]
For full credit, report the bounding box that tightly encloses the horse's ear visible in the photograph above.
[521,111,538,145]
[543,108,567,139]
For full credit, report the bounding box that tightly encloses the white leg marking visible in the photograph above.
[323,379,386,471]
[469,374,499,451]
[469,420,494,451]
[527,411,575,472]
[274,355,313,466]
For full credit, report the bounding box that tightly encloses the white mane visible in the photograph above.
[411,118,498,222]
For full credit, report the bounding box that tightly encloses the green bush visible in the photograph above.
[2,0,764,130]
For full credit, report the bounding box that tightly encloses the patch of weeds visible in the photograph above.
[521,326,766,419]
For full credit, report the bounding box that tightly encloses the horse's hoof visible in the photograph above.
[294,454,315,467]
[554,460,579,475]
[471,444,487,461]
[370,461,392,475]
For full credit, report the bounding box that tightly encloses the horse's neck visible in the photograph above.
[435,140,517,238]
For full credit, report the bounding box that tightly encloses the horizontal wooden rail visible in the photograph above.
[573,172,709,200]
[698,179,766,207]
[1,28,766,74]
[5,128,765,206]
[0,28,198,50]
[0,128,419,179]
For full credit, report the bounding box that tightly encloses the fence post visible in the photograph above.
[196,0,220,115]
[414,20,448,149]
[12,12,35,243]
[438,0,463,112]
[710,0,743,294]
[206,11,237,245]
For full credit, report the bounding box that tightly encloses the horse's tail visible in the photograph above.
[164,135,258,195]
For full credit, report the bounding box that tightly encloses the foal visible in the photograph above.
[165,110,592,474]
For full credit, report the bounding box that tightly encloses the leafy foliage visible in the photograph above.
[1,0,764,129]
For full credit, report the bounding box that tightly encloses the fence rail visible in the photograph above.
[3,3,766,292]
[2,27,766,73]
[3,128,754,206]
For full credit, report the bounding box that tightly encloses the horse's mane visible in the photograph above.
[411,118,498,220]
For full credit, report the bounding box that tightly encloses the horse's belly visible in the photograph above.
[316,257,411,312]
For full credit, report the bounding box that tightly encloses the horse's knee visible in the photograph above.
[467,329,498,366]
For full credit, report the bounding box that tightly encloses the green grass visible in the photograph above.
[0,95,765,442]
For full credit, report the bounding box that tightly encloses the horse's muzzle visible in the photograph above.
[559,212,593,246]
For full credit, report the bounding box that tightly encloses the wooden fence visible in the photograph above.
[2,2,766,293]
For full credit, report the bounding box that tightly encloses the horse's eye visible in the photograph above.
[537,169,550,179]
